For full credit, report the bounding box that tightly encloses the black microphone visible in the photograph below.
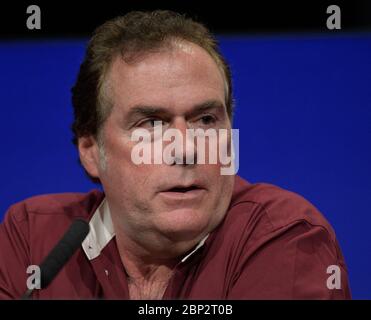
[21,218,90,299]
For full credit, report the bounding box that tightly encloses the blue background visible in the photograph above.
[0,34,370,298]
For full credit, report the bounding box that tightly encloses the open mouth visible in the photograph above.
[166,185,200,193]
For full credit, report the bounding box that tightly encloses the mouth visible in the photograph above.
[159,184,206,200]
[165,185,202,193]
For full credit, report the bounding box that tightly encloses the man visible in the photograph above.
[0,10,350,299]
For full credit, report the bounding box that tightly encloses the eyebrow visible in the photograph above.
[188,100,226,118]
[125,100,226,123]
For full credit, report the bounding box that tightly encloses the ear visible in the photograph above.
[78,135,101,179]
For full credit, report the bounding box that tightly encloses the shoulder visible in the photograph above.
[1,190,105,247]
[1,190,105,261]
[0,190,104,299]
[4,189,104,223]
[219,177,351,299]
[228,175,335,239]
[208,176,340,259]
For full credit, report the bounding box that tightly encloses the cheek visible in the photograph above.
[104,129,147,172]
[204,168,234,201]
[102,163,154,215]
[100,137,148,186]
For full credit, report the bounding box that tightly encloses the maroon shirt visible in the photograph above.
[0,176,351,299]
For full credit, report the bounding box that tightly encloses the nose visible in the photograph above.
[168,118,197,166]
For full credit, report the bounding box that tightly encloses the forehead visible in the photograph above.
[105,41,226,115]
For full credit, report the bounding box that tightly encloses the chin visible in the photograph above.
[154,208,213,241]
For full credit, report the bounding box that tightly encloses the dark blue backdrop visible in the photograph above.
[1,34,370,298]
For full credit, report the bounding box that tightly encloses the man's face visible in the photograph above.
[85,41,235,250]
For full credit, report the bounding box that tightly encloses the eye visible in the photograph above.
[199,115,216,125]
[139,119,163,128]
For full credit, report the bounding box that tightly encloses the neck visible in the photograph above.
[114,231,180,281]
[112,220,207,279]
[115,232,180,300]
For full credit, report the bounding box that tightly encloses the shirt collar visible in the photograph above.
[82,198,209,262]
[181,234,209,262]
[82,198,114,260]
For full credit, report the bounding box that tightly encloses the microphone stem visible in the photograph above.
[21,288,34,300]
